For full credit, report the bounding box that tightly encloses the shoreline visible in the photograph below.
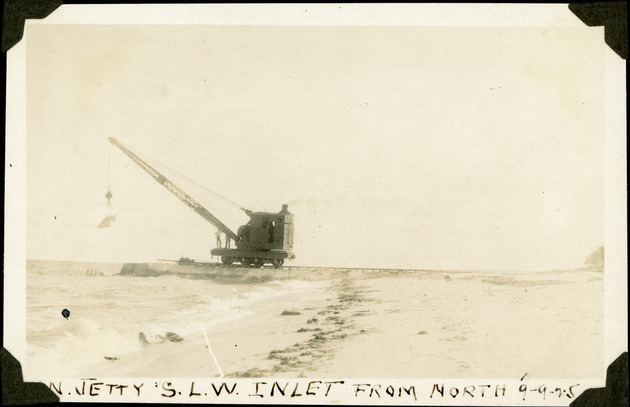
[25,267,604,380]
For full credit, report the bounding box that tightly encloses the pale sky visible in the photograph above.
[25,24,605,270]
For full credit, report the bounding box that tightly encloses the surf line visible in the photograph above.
[202,327,224,378]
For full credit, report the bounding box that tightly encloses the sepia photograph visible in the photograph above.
[4,3,626,405]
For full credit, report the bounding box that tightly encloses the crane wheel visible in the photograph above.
[221,257,234,266]
[270,259,284,268]
[239,257,251,267]
[254,258,264,268]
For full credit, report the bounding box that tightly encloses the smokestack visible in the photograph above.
[280,204,290,214]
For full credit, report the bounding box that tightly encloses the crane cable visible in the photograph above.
[123,142,249,214]
[115,141,248,229]
[137,149,245,228]
[105,143,113,209]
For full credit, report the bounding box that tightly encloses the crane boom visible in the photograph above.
[108,137,240,241]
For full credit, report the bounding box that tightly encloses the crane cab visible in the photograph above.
[236,204,294,251]
[211,204,295,267]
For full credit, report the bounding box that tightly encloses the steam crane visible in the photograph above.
[108,137,295,268]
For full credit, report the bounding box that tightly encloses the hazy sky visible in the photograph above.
[25,24,605,270]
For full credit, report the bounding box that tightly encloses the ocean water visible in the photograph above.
[25,259,318,377]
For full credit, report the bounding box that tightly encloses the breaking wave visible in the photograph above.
[25,260,322,377]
